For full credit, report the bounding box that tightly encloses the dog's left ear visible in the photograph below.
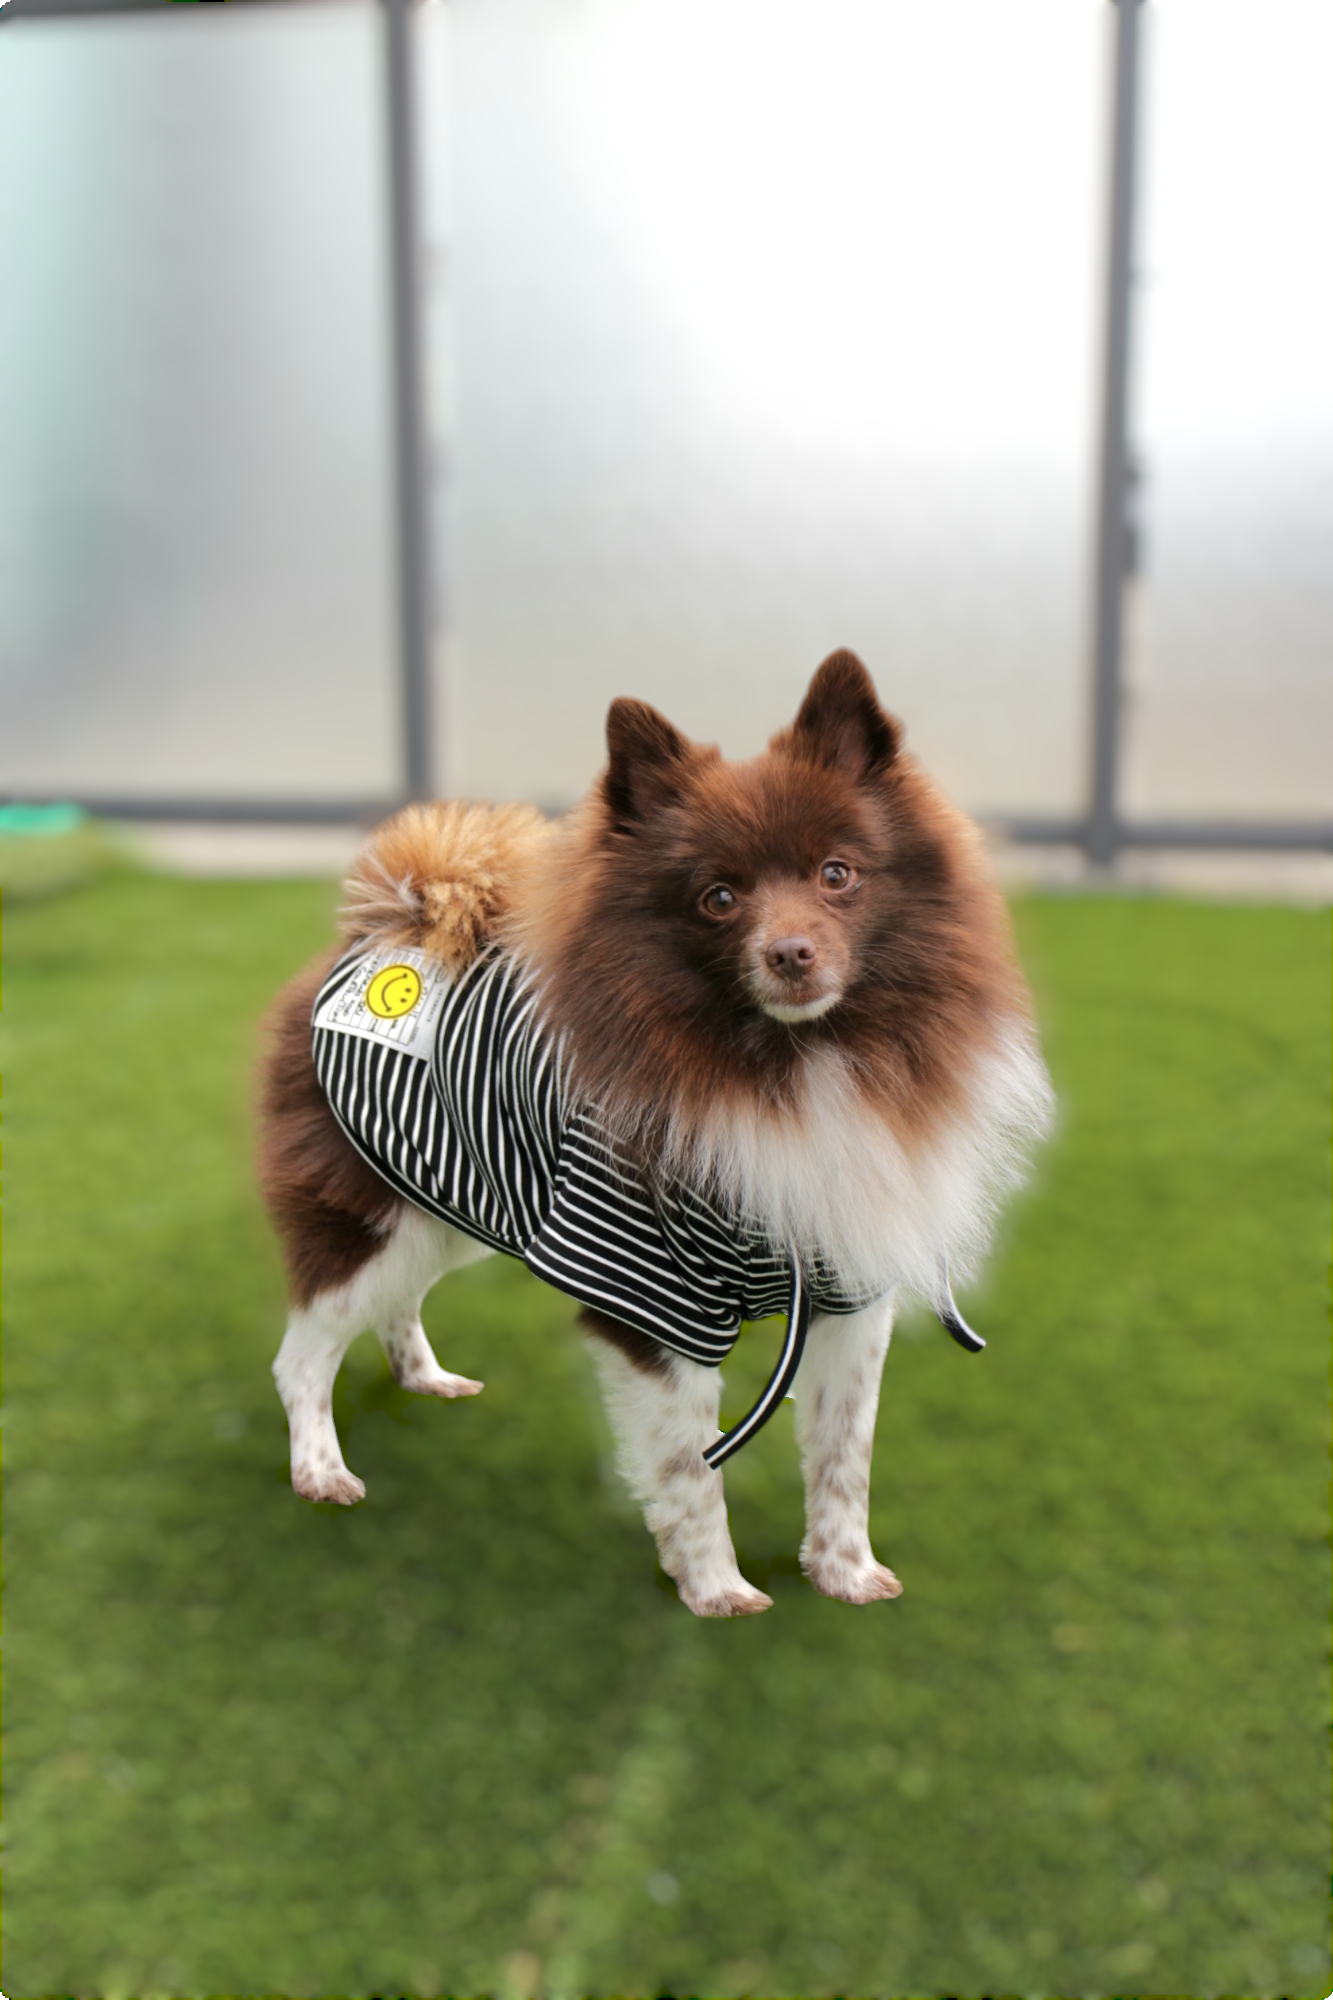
[788,649,902,779]
[604,698,692,831]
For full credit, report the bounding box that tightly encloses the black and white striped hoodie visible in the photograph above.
[312,941,981,1463]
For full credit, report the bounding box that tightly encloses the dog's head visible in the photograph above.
[521,648,1023,1137]
[601,648,912,1030]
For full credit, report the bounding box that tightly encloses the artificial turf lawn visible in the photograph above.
[1,868,1328,2000]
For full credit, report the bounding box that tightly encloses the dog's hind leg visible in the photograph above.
[370,1205,492,1398]
[583,1315,772,1618]
[274,1205,486,1504]
[794,1295,902,1603]
[274,1289,372,1506]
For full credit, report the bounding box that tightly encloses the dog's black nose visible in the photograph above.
[765,934,818,978]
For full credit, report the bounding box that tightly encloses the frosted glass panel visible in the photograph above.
[1124,0,1333,821]
[6,1,1323,828]
[428,0,1103,815]
[0,3,400,804]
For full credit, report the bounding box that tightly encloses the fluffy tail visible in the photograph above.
[339,800,551,974]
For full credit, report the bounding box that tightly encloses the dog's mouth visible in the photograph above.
[760,990,842,1023]
[751,979,844,1025]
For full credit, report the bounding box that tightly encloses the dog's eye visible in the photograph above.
[820,861,855,891]
[701,884,737,916]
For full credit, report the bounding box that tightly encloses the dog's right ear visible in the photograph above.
[789,649,902,780]
[604,699,690,831]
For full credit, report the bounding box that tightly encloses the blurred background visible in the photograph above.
[2,10,1329,1997]
[1,0,1329,838]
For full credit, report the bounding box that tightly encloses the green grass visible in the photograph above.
[1,869,1328,2000]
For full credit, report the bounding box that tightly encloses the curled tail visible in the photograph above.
[339,800,551,975]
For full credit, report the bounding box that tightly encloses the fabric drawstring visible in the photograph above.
[936,1265,986,1351]
[703,1258,985,1468]
[703,1256,810,1469]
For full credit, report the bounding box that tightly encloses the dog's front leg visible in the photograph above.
[583,1316,772,1618]
[794,1297,902,1603]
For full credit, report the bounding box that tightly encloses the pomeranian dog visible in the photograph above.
[258,650,1052,1616]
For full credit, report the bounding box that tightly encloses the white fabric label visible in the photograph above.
[311,945,451,1060]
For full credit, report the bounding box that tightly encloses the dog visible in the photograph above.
[258,649,1052,1616]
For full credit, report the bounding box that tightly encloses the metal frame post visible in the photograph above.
[383,0,435,801]
[1088,0,1143,865]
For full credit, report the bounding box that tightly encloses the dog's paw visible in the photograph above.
[292,1464,366,1506]
[678,1577,774,1619]
[806,1557,902,1604]
[409,1369,484,1400]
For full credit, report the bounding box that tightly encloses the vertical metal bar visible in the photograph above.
[384,0,434,800]
[1088,0,1143,865]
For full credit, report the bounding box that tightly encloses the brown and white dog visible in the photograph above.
[258,650,1052,1616]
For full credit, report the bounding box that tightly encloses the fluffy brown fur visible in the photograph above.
[504,649,1027,1155]
[339,798,551,971]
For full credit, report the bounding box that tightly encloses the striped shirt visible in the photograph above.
[311,941,983,1464]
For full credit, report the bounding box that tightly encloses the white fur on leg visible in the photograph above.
[373,1209,490,1398]
[378,1312,484,1399]
[585,1337,772,1618]
[793,1296,901,1603]
[274,1302,368,1505]
[273,1206,490,1504]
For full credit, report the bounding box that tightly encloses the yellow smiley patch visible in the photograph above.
[365,963,424,1020]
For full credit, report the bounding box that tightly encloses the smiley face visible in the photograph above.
[365,963,423,1020]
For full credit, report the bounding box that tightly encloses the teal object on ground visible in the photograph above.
[0,802,86,838]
